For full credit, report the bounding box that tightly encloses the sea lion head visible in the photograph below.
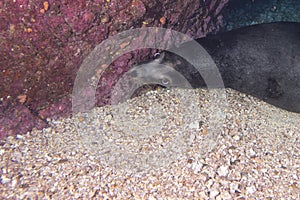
[126,52,193,89]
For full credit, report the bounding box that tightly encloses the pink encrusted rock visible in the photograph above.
[0,98,47,139]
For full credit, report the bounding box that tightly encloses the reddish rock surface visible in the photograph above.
[0,0,228,138]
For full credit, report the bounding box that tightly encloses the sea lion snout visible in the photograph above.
[127,61,193,88]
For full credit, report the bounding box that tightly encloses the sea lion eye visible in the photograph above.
[154,52,160,59]
[161,78,170,85]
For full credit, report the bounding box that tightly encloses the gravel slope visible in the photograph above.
[0,88,299,199]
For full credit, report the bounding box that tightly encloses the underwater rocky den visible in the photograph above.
[0,0,228,138]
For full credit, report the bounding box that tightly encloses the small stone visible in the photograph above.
[219,191,232,200]
[246,185,257,194]
[101,15,110,23]
[189,121,200,129]
[198,191,208,199]
[11,177,18,187]
[2,168,7,174]
[104,114,113,123]
[198,173,208,182]
[191,162,203,172]
[249,148,256,157]
[217,165,229,177]
[230,182,240,194]
[209,188,219,199]
[16,134,24,139]
[292,173,298,180]
[261,168,268,173]
[233,135,240,141]
[1,175,10,184]
[44,153,52,162]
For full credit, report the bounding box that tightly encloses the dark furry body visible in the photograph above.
[130,22,300,113]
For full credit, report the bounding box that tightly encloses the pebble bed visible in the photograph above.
[0,88,299,199]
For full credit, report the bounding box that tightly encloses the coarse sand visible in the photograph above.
[0,88,299,199]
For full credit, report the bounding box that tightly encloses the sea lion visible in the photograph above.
[124,22,300,113]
